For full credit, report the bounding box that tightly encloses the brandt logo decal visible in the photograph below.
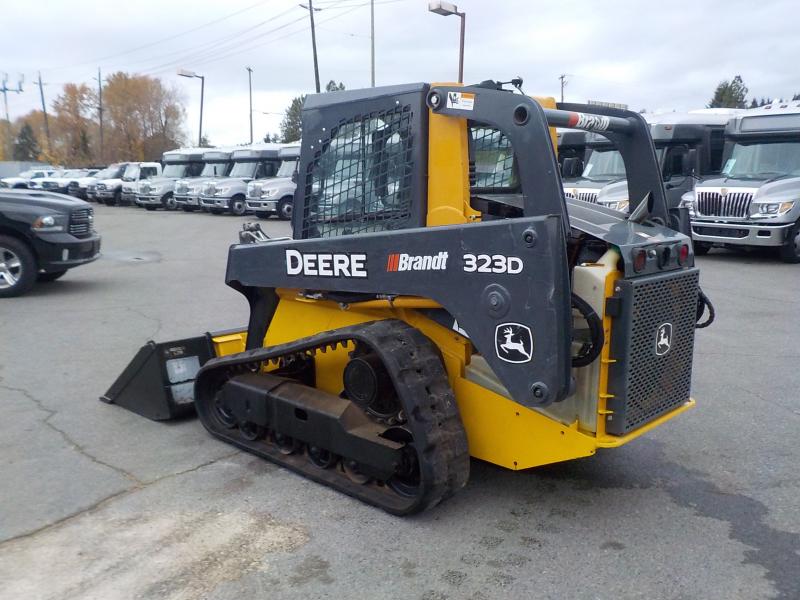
[386,252,448,272]
[655,323,673,356]
[495,323,534,364]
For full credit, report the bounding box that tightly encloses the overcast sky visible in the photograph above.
[2,0,797,146]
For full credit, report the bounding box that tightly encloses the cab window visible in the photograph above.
[141,166,158,179]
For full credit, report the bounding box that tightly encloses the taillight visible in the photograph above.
[678,244,690,266]
[633,248,647,272]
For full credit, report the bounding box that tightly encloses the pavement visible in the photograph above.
[0,204,798,600]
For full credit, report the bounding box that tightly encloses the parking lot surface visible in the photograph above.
[1,205,798,600]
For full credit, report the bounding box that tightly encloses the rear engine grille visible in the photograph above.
[606,268,699,435]
[69,208,93,238]
[697,190,752,218]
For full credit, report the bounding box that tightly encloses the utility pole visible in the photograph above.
[35,72,51,153]
[558,73,569,103]
[95,68,104,163]
[246,67,253,144]
[300,2,322,93]
[1,73,24,159]
[370,0,375,87]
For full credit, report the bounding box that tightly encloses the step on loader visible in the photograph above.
[103,81,714,515]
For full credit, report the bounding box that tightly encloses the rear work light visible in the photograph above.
[678,244,690,266]
[633,248,647,273]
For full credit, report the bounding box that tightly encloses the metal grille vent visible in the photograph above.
[564,190,599,203]
[697,190,752,218]
[301,105,415,239]
[470,126,517,190]
[607,269,699,435]
[70,208,93,238]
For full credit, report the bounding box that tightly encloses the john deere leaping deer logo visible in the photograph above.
[495,323,534,363]
[655,322,673,356]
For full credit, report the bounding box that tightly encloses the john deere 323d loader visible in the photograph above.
[103,82,713,514]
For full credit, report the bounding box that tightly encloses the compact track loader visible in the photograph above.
[104,82,713,515]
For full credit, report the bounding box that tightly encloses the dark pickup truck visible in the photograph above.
[0,190,101,297]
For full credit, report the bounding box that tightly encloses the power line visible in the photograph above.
[151,0,402,75]
[106,5,301,73]
[41,0,274,74]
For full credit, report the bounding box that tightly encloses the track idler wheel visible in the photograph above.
[343,352,399,420]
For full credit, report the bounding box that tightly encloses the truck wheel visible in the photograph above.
[0,236,37,298]
[38,270,67,282]
[779,221,800,263]
[106,189,121,206]
[277,196,293,221]
[229,195,247,216]
[254,210,271,219]
[693,242,712,256]
[162,193,177,211]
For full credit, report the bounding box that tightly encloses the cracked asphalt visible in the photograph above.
[1,204,798,599]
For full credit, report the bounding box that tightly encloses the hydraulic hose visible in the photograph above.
[695,287,715,329]
[571,293,604,368]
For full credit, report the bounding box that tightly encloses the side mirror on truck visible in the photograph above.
[561,157,582,179]
[681,149,697,177]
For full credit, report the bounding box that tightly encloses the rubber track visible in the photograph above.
[194,319,470,515]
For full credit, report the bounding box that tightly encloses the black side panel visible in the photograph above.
[100,335,215,420]
[226,215,573,407]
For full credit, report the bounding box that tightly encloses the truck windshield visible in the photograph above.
[201,162,228,177]
[276,159,297,178]
[230,161,257,178]
[722,141,800,179]
[122,164,140,181]
[162,164,188,178]
[582,149,626,181]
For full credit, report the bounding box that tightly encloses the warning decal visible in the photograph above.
[446,91,475,111]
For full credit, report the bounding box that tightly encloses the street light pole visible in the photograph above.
[427,2,465,83]
[370,0,375,87]
[246,67,254,144]
[178,69,205,146]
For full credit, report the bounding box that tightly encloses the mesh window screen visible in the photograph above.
[471,126,518,190]
[302,106,415,238]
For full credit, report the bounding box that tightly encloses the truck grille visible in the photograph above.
[696,190,752,218]
[175,182,188,194]
[69,208,93,238]
[564,189,599,203]
[606,268,699,435]
[42,181,58,190]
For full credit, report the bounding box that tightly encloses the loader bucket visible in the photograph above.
[101,335,216,421]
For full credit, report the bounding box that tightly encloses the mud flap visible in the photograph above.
[100,335,216,420]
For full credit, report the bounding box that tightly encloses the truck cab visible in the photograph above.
[137,148,204,211]
[86,164,124,202]
[566,112,735,233]
[174,148,233,212]
[120,162,162,205]
[199,145,283,216]
[686,102,800,262]
[245,145,300,220]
